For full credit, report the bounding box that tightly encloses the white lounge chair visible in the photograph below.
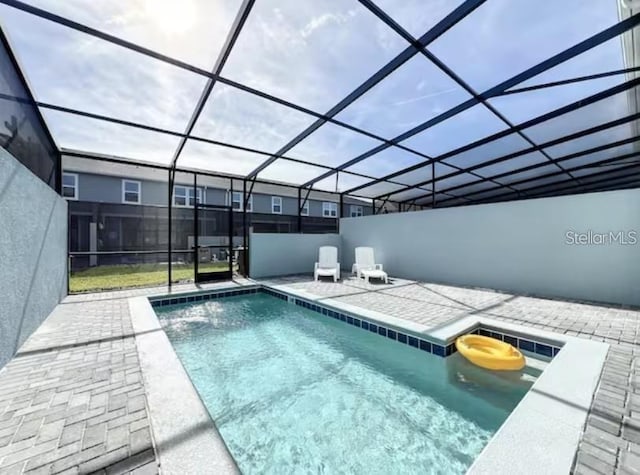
[354,247,388,284]
[314,246,340,282]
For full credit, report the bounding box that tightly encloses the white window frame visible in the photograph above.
[322,202,337,218]
[271,196,282,214]
[173,185,188,207]
[173,185,202,207]
[62,172,78,200]
[350,205,363,217]
[231,191,252,212]
[300,199,309,216]
[121,179,141,204]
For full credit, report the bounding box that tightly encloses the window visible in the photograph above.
[300,199,309,216]
[173,185,202,207]
[231,191,241,210]
[62,173,78,200]
[231,191,252,211]
[271,196,282,214]
[350,205,363,217]
[323,202,338,218]
[122,180,141,204]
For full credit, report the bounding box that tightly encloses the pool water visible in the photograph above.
[156,293,537,474]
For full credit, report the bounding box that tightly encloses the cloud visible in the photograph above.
[300,10,357,39]
[41,109,181,164]
[0,0,631,190]
[402,104,507,157]
[392,87,461,106]
[285,120,381,168]
[428,0,621,92]
[220,0,408,113]
[258,159,327,185]
[178,139,266,175]
[334,55,472,139]
[0,3,207,133]
[312,172,372,193]
[343,147,424,179]
[13,0,242,69]
[372,0,464,39]
[191,83,317,155]
[0,0,411,186]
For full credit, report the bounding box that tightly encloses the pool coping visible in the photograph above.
[133,281,608,475]
[129,295,245,475]
[464,317,608,475]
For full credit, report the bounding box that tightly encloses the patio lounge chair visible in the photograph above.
[314,246,340,282]
[354,247,388,284]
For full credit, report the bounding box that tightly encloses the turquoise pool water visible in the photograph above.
[156,293,537,474]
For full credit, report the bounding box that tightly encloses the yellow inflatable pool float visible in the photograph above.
[455,334,525,371]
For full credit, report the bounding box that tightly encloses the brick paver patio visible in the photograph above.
[0,298,155,474]
[1,275,638,474]
[0,279,251,474]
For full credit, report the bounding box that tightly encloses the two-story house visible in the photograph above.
[62,155,372,268]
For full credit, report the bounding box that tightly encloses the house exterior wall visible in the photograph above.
[64,171,370,269]
[205,188,227,206]
[76,173,121,203]
[251,194,277,214]
[143,180,169,206]
[67,171,372,217]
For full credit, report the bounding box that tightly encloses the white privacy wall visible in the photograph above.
[0,148,68,369]
[340,189,640,307]
[250,233,341,278]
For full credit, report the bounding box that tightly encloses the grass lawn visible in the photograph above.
[69,262,230,293]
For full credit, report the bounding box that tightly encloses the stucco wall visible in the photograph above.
[340,189,640,307]
[0,148,68,368]
[249,233,341,278]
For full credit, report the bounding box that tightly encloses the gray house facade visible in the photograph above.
[62,171,372,218]
[62,161,371,269]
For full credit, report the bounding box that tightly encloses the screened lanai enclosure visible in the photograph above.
[2,0,640,292]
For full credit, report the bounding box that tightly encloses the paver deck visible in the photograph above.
[0,279,252,474]
[1,275,638,474]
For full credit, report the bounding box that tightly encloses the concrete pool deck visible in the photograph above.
[0,275,638,473]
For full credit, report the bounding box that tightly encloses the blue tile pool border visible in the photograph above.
[289,294,454,358]
[149,285,562,360]
[149,286,260,308]
[474,328,562,358]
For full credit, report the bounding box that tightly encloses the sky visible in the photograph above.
[0,0,635,197]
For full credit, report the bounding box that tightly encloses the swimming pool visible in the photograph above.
[155,292,538,474]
